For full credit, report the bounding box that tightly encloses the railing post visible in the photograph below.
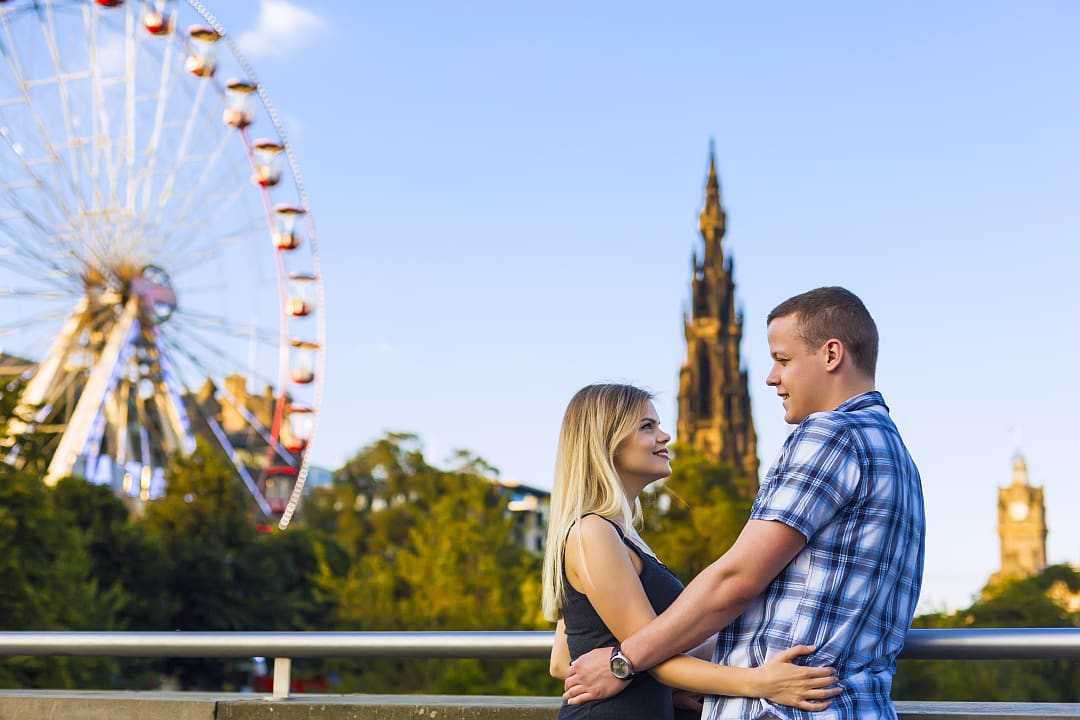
[272,657,291,700]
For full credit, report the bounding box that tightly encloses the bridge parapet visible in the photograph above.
[2,692,1080,720]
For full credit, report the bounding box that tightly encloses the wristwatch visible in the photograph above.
[609,644,637,680]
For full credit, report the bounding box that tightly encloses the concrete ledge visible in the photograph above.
[0,692,1078,720]
[0,690,221,720]
[220,694,561,720]
[897,702,1080,719]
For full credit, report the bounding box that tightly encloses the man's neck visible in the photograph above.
[820,378,875,412]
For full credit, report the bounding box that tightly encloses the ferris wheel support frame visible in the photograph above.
[44,297,138,485]
[4,298,89,447]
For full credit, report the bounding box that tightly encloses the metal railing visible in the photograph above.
[1,628,1078,700]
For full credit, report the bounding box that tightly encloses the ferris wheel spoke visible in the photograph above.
[0,308,72,337]
[160,190,256,259]
[169,281,226,295]
[155,73,209,209]
[155,213,262,266]
[0,122,77,228]
[0,11,86,219]
[160,323,278,391]
[162,321,276,388]
[136,24,178,216]
[173,314,279,349]
[39,1,92,216]
[162,124,232,226]
[165,220,264,269]
[157,332,295,468]
[85,2,129,211]
[123,0,136,212]
[0,287,74,299]
[0,249,80,293]
[0,198,93,283]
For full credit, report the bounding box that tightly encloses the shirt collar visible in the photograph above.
[835,390,888,413]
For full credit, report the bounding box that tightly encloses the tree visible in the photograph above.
[641,443,753,583]
[893,565,1080,702]
[0,466,121,688]
[137,440,282,688]
[51,478,173,630]
[309,434,558,695]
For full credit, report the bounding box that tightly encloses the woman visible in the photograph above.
[542,384,839,719]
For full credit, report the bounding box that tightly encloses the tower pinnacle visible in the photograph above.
[698,139,725,246]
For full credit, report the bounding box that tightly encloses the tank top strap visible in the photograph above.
[565,512,642,554]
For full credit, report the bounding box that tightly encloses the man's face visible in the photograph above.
[766,314,828,424]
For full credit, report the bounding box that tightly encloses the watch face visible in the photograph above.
[1008,501,1029,521]
[611,656,632,679]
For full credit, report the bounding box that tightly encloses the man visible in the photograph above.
[564,286,925,720]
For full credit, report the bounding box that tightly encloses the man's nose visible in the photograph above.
[765,369,779,387]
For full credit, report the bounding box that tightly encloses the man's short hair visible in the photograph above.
[768,287,879,377]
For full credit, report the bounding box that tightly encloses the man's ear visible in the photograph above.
[823,338,845,372]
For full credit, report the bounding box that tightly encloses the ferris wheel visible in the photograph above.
[0,0,325,529]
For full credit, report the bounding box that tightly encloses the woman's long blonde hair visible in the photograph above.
[541,383,654,622]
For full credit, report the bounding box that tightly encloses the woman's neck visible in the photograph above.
[619,476,646,505]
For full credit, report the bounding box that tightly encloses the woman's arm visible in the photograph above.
[550,618,571,680]
[565,517,838,709]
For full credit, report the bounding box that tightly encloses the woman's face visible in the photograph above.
[613,401,672,490]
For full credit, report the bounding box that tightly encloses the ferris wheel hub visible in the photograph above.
[130,265,177,324]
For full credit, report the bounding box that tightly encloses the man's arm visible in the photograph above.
[625,519,806,669]
[563,519,806,703]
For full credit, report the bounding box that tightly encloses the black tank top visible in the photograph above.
[558,514,685,720]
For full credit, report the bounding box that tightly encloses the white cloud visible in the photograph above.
[236,0,327,60]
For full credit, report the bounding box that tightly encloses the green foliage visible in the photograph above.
[134,440,327,689]
[893,564,1080,702]
[10,425,1076,701]
[304,434,558,696]
[641,443,752,583]
[0,465,121,688]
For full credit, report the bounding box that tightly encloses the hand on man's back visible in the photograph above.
[562,646,628,704]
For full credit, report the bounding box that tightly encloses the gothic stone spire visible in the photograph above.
[677,145,760,495]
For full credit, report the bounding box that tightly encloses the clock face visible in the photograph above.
[1008,501,1030,521]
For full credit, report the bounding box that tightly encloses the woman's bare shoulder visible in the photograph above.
[566,514,622,551]
[565,514,627,578]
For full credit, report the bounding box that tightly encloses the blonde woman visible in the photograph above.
[543,384,839,720]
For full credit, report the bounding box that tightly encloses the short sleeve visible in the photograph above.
[751,415,861,540]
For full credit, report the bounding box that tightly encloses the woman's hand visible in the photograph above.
[753,645,841,711]
[549,619,571,680]
[673,689,704,715]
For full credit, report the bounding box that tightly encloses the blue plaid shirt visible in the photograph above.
[703,391,925,720]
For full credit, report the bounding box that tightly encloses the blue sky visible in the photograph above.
[217,1,1080,611]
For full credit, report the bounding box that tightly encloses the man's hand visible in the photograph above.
[562,647,629,705]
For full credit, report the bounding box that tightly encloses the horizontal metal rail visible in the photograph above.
[0,628,1077,660]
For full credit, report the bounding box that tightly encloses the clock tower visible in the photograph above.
[994,453,1047,581]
